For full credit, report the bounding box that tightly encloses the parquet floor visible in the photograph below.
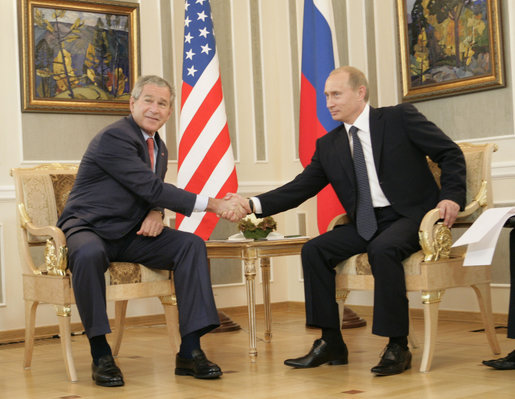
[0,305,514,398]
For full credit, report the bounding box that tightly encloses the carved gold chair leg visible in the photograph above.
[160,295,180,353]
[23,300,38,370]
[112,300,128,357]
[471,282,501,355]
[55,305,77,382]
[420,290,444,372]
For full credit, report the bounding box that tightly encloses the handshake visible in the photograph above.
[207,193,252,223]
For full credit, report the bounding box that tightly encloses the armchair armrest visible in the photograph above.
[18,203,68,276]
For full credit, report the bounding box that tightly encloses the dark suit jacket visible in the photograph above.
[257,103,466,224]
[57,115,197,240]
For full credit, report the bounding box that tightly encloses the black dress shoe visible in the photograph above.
[175,349,223,379]
[91,355,124,387]
[483,350,515,370]
[371,343,411,376]
[284,338,348,368]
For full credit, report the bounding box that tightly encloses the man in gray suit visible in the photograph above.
[58,75,249,387]
[228,66,466,376]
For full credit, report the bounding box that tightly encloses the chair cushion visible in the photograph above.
[335,251,425,276]
[107,262,170,285]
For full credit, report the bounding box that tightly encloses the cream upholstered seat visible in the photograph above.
[329,142,501,372]
[12,164,180,382]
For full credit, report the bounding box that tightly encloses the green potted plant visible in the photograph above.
[237,214,277,239]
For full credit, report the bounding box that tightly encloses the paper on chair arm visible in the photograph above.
[452,207,515,266]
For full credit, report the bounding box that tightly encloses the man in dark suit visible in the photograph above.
[483,218,515,370]
[230,66,466,376]
[58,75,249,387]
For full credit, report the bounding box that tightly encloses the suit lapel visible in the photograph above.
[333,125,355,185]
[369,106,385,173]
[154,133,166,177]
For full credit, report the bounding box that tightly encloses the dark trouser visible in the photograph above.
[66,226,220,339]
[509,228,515,339]
[301,206,420,337]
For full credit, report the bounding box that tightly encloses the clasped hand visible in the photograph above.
[207,193,251,223]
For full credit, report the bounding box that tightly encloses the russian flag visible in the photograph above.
[299,0,344,233]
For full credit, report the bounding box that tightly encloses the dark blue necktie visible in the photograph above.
[350,126,377,240]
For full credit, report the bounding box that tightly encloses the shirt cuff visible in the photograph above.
[194,195,209,212]
[250,196,262,214]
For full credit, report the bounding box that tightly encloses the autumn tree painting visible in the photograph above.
[32,6,131,102]
[408,0,491,86]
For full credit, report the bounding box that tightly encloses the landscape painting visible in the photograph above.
[19,0,139,114]
[397,0,504,101]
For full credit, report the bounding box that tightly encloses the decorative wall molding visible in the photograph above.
[0,187,15,202]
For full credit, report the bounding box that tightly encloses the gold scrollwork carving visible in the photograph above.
[44,239,68,276]
[419,223,452,262]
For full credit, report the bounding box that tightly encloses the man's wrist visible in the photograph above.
[248,198,255,213]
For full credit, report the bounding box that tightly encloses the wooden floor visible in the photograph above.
[1,305,514,399]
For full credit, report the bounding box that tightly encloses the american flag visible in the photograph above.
[299,0,344,233]
[176,0,238,240]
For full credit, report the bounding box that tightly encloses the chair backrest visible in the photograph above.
[11,164,78,274]
[426,142,496,225]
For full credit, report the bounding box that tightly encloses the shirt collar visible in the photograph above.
[344,104,370,135]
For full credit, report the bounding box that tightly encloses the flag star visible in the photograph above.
[184,1,190,11]
[184,16,191,27]
[197,11,207,21]
[187,65,197,76]
[184,32,193,43]
[200,43,212,55]
[199,27,209,38]
[196,0,206,4]
[185,48,196,60]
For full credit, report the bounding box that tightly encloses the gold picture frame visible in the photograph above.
[397,0,504,102]
[19,0,140,114]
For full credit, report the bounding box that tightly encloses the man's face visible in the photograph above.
[324,71,365,125]
[130,84,173,135]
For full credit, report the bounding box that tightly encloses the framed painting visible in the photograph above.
[19,0,140,114]
[397,0,504,102]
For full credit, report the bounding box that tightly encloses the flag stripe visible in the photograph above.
[178,78,223,166]
[176,0,238,240]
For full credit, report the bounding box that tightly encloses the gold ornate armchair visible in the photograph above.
[329,142,501,372]
[11,164,180,382]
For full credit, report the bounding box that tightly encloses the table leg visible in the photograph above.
[260,257,272,342]
[243,255,258,361]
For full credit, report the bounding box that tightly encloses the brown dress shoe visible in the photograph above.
[284,338,348,368]
[371,343,411,376]
[483,350,515,370]
[91,355,124,387]
[175,349,223,379]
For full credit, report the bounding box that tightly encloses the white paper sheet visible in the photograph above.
[452,207,515,266]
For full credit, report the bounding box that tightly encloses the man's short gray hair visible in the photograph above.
[131,75,175,103]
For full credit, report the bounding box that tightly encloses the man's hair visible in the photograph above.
[330,66,369,102]
[131,75,175,104]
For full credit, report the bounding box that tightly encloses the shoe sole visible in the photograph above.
[284,358,349,368]
[175,368,223,379]
[92,375,124,387]
[371,362,411,376]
